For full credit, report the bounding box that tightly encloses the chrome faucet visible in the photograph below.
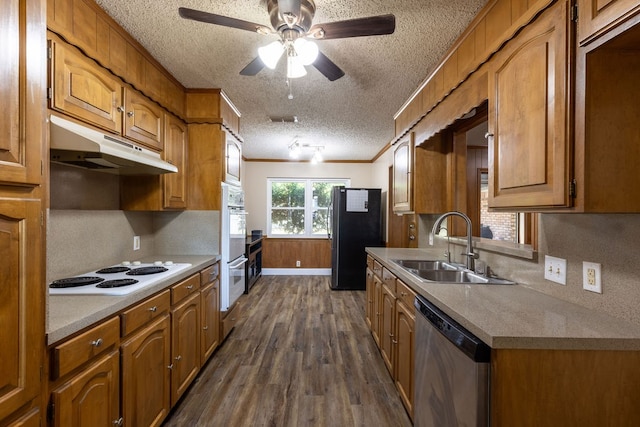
[430,211,478,271]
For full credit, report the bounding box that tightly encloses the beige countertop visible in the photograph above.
[366,247,640,351]
[47,255,220,345]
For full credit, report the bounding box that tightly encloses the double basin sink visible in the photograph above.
[392,259,515,285]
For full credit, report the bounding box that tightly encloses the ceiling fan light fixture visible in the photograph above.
[258,40,285,69]
[287,55,307,78]
[293,38,319,65]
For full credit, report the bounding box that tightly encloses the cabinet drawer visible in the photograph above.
[222,302,242,339]
[396,279,417,310]
[121,290,170,337]
[171,274,200,305]
[373,260,383,278]
[200,263,219,286]
[382,268,397,295]
[366,256,374,270]
[51,316,120,380]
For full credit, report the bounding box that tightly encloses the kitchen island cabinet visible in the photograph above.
[366,247,640,425]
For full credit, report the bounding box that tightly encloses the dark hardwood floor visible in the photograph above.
[163,275,412,426]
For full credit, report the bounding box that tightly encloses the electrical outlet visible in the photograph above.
[133,236,140,251]
[544,255,567,285]
[296,260,301,267]
[583,261,602,293]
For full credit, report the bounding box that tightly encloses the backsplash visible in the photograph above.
[47,209,220,281]
[419,213,640,327]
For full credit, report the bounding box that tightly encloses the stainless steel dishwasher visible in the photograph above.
[414,295,491,427]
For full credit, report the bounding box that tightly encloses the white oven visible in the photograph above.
[221,184,247,312]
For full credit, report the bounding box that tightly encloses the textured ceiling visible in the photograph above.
[94,0,488,161]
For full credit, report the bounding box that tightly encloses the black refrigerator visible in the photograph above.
[329,186,383,290]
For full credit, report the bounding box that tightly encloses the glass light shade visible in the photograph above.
[293,38,319,65]
[287,55,307,79]
[258,41,284,69]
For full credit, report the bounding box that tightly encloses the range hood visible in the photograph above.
[49,115,178,175]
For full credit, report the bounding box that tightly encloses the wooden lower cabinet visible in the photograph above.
[366,259,415,420]
[4,408,41,427]
[200,280,220,364]
[170,292,201,406]
[50,351,120,427]
[121,314,171,427]
[394,281,416,419]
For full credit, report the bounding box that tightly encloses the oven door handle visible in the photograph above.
[228,257,248,269]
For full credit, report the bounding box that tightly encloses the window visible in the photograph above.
[267,178,349,237]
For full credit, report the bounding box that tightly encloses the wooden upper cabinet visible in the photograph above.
[0,199,44,421]
[392,133,415,213]
[487,0,572,210]
[50,38,123,134]
[1,0,46,186]
[123,88,163,151]
[578,0,640,44]
[163,114,188,209]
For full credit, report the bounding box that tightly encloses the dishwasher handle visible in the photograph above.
[415,295,490,363]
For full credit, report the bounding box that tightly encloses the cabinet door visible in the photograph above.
[170,292,201,406]
[50,39,123,133]
[1,0,45,186]
[488,1,571,209]
[379,284,396,376]
[225,135,242,186]
[365,267,375,329]
[121,314,171,427]
[395,300,415,419]
[50,350,120,427]
[123,88,163,151]
[163,114,188,209]
[0,198,43,420]
[371,275,382,347]
[200,281,220,364]
[578,0,640,44]
[392,133,414,212]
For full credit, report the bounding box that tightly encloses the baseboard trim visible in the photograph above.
[263,268,331,276]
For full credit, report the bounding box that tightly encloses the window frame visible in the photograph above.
[267,178,350,238]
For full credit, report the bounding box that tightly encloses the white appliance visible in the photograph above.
[221,184,247,312]
[48,261,192,296]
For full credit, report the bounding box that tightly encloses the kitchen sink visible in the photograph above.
[413,269,515,285]
[391,259,462,271]
[391,259,515,285]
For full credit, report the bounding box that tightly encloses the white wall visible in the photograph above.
[243,160,391,234]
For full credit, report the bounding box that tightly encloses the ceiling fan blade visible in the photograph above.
[308,14,395,40]
[178,7,272,33]
[240,57,266,76]
[312,52,344,81]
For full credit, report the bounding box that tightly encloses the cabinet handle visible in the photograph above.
[392,339,398,344]
[409,235,415,240]
[117,106,124,113]
[148,306,157,312]
[113,417,123,426]
[389,333,394,337]
[167,363,173,370]
[203,326,209,330]
[186,285,193,290]
[127,111,134,117]
[175,355,182,361]
[484,132,494,139]
[90,338,103,347]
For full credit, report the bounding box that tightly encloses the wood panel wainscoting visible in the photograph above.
[262,238,331,269]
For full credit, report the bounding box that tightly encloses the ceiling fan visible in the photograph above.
[178,0,395,81]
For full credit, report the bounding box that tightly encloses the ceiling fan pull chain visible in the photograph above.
[287,79,294,100]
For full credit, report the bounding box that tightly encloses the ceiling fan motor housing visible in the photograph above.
[268,0,316,34]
